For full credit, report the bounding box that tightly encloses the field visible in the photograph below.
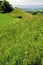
[0,8,43,65]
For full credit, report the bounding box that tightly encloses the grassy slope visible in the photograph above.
[0,8,43,65]
[8,8,33,20]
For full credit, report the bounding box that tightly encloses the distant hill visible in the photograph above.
[13,5,43,10]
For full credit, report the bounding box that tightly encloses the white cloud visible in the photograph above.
[7,0,43,5]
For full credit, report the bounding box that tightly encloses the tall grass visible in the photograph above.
[0,9,43,65]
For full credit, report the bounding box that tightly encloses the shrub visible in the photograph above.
[0,0,13,13]
[17,16,22,19]
[32,12,38,15]
[0,1,2,12]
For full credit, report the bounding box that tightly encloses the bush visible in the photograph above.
[32,12,38,15]
[0,1,2,12]
[0,0,13,13]
[17,16,22,19]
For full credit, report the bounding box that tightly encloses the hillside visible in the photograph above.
[8,7,33,19]
[0,8,43,65]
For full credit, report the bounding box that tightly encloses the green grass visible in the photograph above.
[8,8,33,19]
[0,13,20,30]
[0,8,43,65]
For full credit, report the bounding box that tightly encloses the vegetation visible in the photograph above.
[0,8,43,65]
[0,0,13,13]
[0,1,2,12]
[26,10,43,15]
[0,1,2,5]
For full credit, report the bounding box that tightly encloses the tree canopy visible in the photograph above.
[0,0,13,13]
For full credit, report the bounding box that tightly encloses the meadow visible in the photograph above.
[0,8,43,65]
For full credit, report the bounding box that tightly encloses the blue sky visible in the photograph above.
[7,0,43,5]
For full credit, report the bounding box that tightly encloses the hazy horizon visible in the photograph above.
[13,5,43,10]
[7,0,43,5]
[6,0,43,10]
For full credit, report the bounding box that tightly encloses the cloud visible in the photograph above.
[7,0,43,5]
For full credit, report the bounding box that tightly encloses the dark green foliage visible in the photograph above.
[0,1,2,12]
[16,16,22,19]
[32,12,38,15]
[26,11,38,15]
[0,1,2,5]
[0,0,13,13]
[26,10,43,15]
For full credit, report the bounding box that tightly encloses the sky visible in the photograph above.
[6,0,43,5]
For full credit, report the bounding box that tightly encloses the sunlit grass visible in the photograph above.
[0,8,43,65]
